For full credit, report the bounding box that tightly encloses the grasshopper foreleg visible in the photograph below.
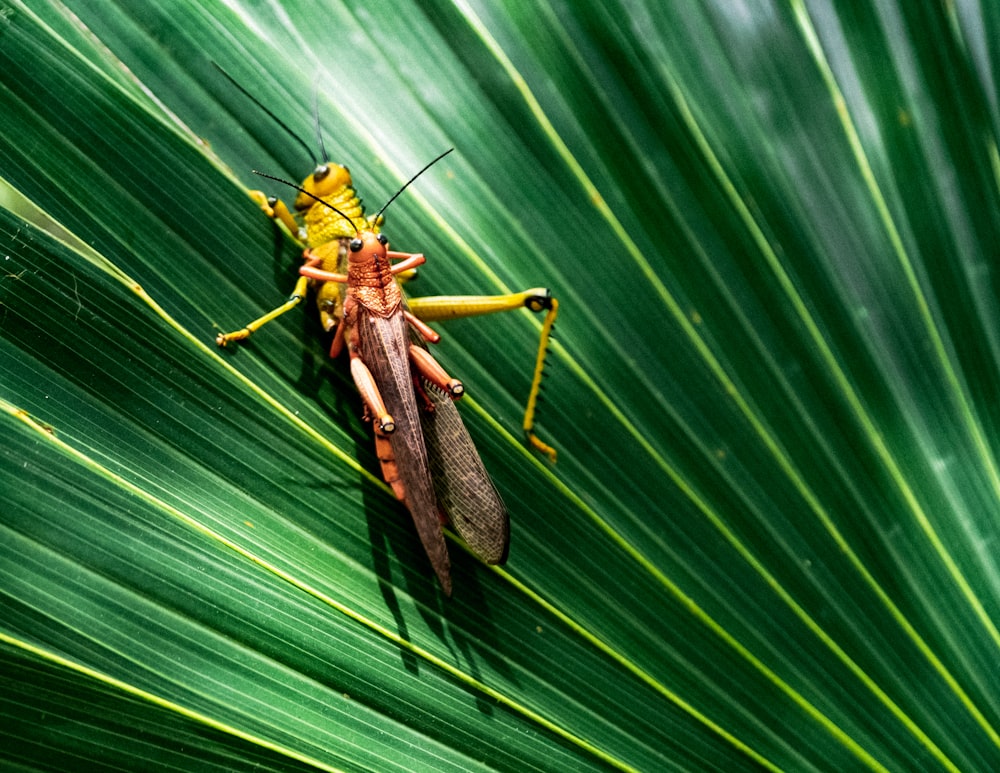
[249,189,303,239]
[403,310,440,343]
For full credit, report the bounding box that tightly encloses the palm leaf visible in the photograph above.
[2,1,999,770]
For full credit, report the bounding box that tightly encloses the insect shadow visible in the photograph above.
[362,471,519,705]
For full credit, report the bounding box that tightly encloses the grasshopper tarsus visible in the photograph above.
[527,433,558,464]
[216,328,250,347]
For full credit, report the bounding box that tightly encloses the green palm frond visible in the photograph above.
[2,1,999,771]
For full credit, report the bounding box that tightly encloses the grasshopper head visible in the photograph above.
[347,230,389,263]
[294,163,353,211]
[295,163,366,245]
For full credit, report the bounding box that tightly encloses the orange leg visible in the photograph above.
[349,352,395,433]
[406,288,559,461]
[374,425,407,503]
[409,345,463,399]
[404,310,440,343]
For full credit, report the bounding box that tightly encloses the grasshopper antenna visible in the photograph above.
[252,170,360,235]
[212,62,318,168]
[375,149,454,222]
[311,74,330,163]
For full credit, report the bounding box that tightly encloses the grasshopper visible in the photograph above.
[214,71,557,593]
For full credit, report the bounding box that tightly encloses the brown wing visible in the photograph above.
[357,309,451,594]
[418,382,509,565]
[402,302,509,565]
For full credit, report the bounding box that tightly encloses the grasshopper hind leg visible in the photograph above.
[406,288,559,462]
[374,426,407,503]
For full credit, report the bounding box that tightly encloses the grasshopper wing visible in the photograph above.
[359,310,452,594]
[419,382,509,565]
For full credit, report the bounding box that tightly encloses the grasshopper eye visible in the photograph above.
[313,164,330,181]
[377,233,388,246]
[349,238,363,252]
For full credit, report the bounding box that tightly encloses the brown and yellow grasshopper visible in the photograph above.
[214,72,557,593]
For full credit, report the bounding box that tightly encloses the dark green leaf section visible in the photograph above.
[0,645,324,773]
[2,0,1000,771]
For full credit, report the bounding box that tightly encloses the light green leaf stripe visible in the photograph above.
[788,0,1000,740]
